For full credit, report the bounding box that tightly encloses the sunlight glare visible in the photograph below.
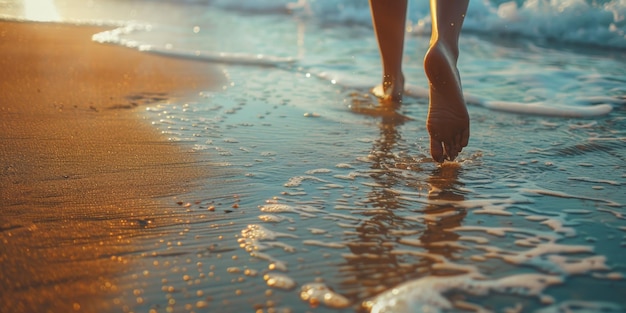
[24,0,61,22]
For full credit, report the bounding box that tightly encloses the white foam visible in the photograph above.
[215,0,626,48]
[304,168,333,174]
[91,21,296,67]
[480,100,613,117]
[258,204,326,221]
[525,214,577,237]
[300,283,351,309]
[241,224,298,240]
[258,214,292,223]
[335,163,354,169]
[417,84,613,118]
[145,31,618,119]
[363,273,562,313]
[92,22,153,49]
[331,75,614,118]
[266,241,297,253]
[547,255,609,275]
[421,0,626,49]
[264,273,297,290]
[213,0,626,48]
[302,240,346,249]
[6,0,626,121]
[149,49,297,67]
[307,227,327,234]
[284,175,329,187]
[397,195,527,219]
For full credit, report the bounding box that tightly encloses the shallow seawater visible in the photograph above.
[124,44,625,313]
[117,4,625,313]
[5,0,626,311]
[125,76,626,312]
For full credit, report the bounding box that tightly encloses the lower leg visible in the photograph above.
[369,0,407,103]
[424,0,470,162]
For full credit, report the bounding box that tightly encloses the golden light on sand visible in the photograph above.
[0,20,221,312]
[23,0,60,22]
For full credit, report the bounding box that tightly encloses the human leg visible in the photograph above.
[369,0,407,103]
[424,0,470,162]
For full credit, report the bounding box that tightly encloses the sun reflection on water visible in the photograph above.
[23,0,60,22]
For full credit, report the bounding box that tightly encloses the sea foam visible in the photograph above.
[210,0,626,49]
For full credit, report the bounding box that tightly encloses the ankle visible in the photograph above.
[382,72,404,89]
[424,43,460,86]
[425,41,458,67]
[381,73,404,101]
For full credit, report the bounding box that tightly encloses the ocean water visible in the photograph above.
[3,0,626,312]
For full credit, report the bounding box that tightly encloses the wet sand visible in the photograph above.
[0,21,222,312]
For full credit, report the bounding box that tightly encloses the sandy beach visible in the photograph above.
[0,21,222,312]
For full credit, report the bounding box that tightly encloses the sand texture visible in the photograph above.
[0,21,221,312]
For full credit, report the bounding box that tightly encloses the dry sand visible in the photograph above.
[0,21,222,312]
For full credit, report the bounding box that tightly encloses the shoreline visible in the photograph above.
[0,20,223,312]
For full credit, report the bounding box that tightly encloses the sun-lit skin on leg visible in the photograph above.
[424,0,470,162]
[369,0,470,162]
[369,0,407,104]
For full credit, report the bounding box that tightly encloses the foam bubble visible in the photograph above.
[318,73,615,118]
[363,273,562,313]
[241,224,298,240]
[302,240,346,249]
[547,255,609,275]
[264,273,297,290]
[258,214,292,223]
[259,204,318,217]
[284,175,329,187]
[300,283,351,309]
[304,168,333,174]
[307,228,327,234]
[524,215,577,237]
[335,163,354,169]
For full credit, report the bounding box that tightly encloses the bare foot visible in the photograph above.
[424,42,470,162]
[372,73,404,105]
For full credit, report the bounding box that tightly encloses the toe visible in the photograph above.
[461,128,470,147]
[430,138,444,163]
[454,134,462,154]
[446,142,458,161]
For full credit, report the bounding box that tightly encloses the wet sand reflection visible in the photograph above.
[342,102,467,303]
